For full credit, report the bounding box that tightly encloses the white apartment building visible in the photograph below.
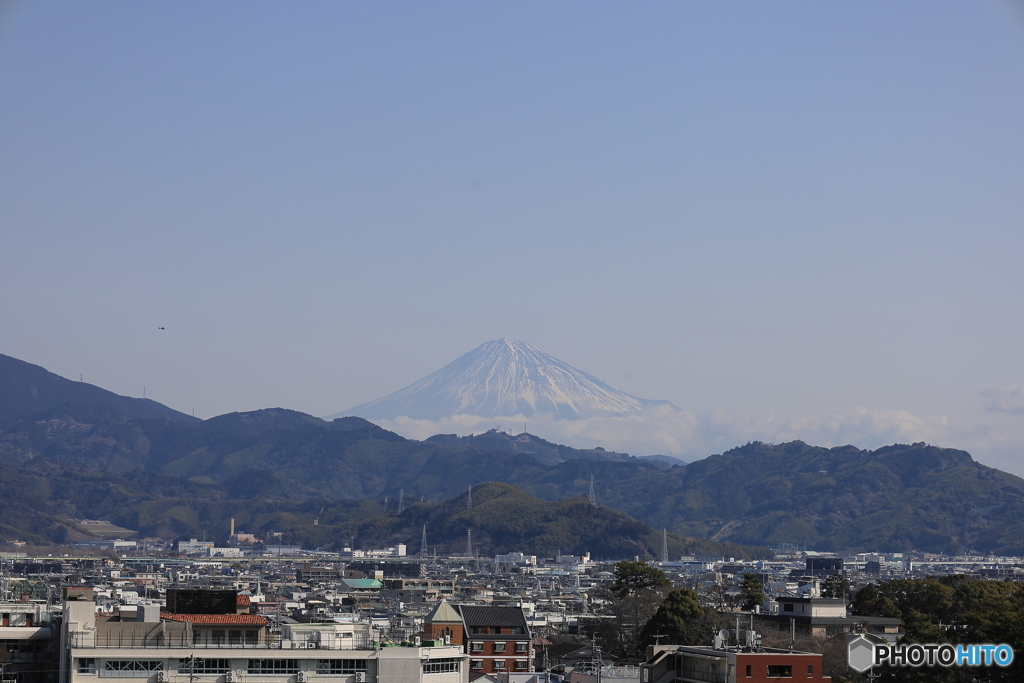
[60,590,467,683]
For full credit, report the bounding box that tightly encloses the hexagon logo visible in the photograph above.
[848,635,875,673]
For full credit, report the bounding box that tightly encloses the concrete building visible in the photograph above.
[0,598,57,683]
[59,588,467,683]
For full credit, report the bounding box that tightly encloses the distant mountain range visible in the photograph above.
[333,339,676,420]
[2,351,1024,556]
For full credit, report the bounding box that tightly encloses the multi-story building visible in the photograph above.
[642,645,831,683]
[422,602,532,678]
[0,598,58,683]
[59,589,467,683]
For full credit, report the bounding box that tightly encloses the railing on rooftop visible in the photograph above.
[679,668,727,683]
[68,631,374,651]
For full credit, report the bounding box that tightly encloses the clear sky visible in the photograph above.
[2,2,1023,472]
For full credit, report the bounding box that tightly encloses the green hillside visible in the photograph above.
[2,373,1023,554]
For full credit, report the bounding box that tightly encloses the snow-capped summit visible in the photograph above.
[331,339,674,421]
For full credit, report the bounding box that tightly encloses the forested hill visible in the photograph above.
[3,352,1024,554]
[0,353,197,423]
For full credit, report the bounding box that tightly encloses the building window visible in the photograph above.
[470,642,483,652]
[211,630,225,644]
[102,661,165,677]
[493,660,506,670]
[422,658,460,674]
[493,643,506,653]
[245,631,258,645]
[229,630,242,644]
[515,642,528,653]
[514,661,529,671]
[469,660,483,670]
[78,659,97,674]
[783,604,794,612]
[807,665,814,677]
[177,660,230,675]
[767,665,793,678]
[247,660,300,675]
[745,665,751,678]
[316,660,367,675]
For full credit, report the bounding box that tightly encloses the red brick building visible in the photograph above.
[423,601,532,679]
[642,645,830,682]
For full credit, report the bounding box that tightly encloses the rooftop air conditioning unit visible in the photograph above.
[157,672,168,683]
[353,674,366,683]
[270,642,281,649]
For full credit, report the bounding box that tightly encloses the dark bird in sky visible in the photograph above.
[158,327,165,330]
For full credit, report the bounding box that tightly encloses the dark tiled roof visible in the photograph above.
[456,605,528,629]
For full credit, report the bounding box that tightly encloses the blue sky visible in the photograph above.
[2,2,1023,471]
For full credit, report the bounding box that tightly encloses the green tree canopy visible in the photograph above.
[740,573,766,611]
[611,560,671,599]
[640,588,720,647]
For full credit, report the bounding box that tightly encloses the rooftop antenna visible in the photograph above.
[588,475,597,507]
[662,529,669,563]
[467,485,473,510]
[398,488,404,513]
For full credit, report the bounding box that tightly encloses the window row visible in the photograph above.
[468,642,528,653]
[192,629,260,645]
[468,660,529,671]
[178,660,231,675]
[78,659,370,677]
[316,660,368,674]
[421,658,460,675]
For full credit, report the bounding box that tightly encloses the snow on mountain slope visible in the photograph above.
[330,339,676,421]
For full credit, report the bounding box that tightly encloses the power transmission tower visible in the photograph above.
[662,529,669,563]
[466,529,473,557]
[398,488,404,513]
[588,475,597,507]
[467,485,473,510]
[420,524,428,557]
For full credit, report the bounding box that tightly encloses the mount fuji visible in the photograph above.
[330,339,677,421]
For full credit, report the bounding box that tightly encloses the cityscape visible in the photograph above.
[3,3,1024,683]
